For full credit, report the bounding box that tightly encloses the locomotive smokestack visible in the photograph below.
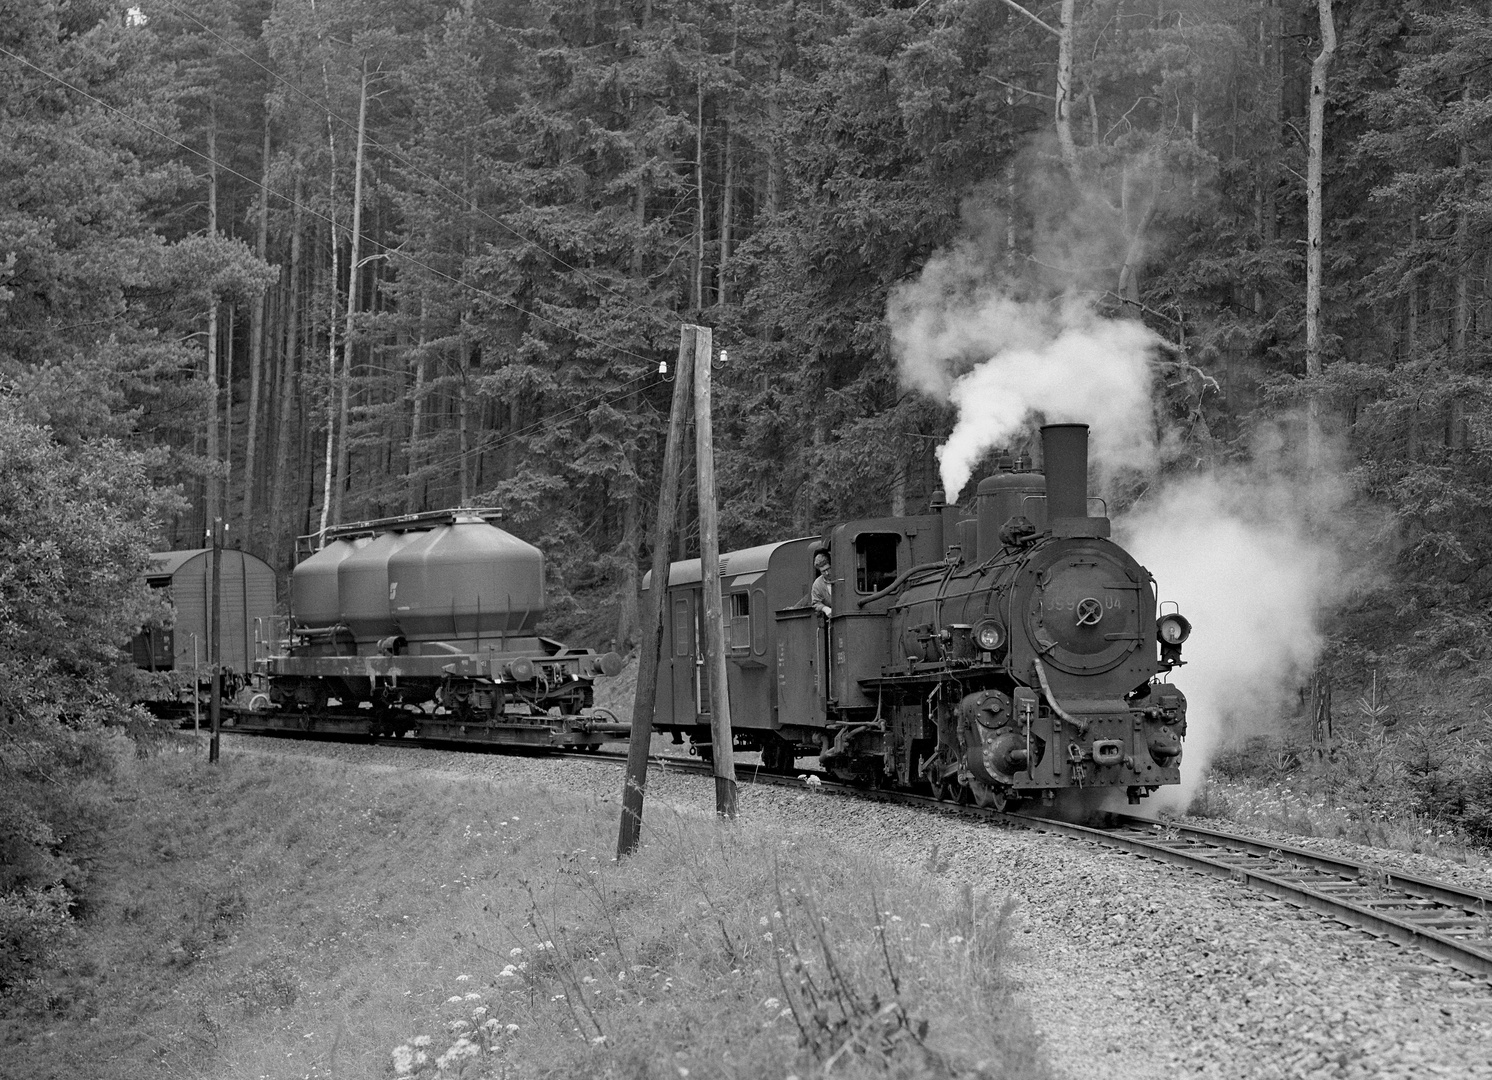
[1040,423,1108,538]
[1041,423,1089,520]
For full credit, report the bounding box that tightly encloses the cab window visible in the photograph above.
[855,533,901,593]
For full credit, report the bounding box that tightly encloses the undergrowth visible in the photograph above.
[0,737,1048,1080]
[1186,709,1492,864]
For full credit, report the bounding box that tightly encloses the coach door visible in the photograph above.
[670,590,703,723]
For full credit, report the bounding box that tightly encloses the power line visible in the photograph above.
[153,0,682,336]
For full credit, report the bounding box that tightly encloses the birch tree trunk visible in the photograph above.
[1054,0,1078,177]
[1305,0,1335,466]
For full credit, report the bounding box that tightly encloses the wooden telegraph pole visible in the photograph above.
[208,517,223,763]
[693,326,737,818]
[617,328,697,857]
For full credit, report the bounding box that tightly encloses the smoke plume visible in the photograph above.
[887,172,1368,809]
[887,244,1162,504]
[1117,429,1361,812]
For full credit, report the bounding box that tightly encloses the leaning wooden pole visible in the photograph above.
[617,328,696,858]
[694,326,737,818]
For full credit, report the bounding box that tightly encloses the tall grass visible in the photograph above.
[1,738,1048,1080]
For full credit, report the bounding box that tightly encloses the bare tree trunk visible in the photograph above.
[458,348,470,504]
[333,59,370,526]
[1305,0,1335,466]
[224,304,235,517]
[406,296,428,513]
[242,121,271,529]
[318,215,339,544]
[718,113,733,306]
[273,175,304,551]
[1407,215,1419,355]
[1255,0,1282,316]
[205,109,220,530]
[1054,0,1078,177]
[694,74,705,310]
[1454,84,1470,361]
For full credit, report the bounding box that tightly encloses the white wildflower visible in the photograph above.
[391,1045,415,1075]
[947,935,965,945]
[463,992,482,1001]
[413,1035,433,1047]
[446,995,463,1004]
[499,964,518,978]
[509,947,524,957]
[762,997,781,1010]
[472,1006,488,1018]
[505,1024,520,1033]
[456,973,471,982]
[581,976,596,985]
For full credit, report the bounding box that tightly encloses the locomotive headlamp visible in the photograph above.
[1157,614,1191,646]
[973,619,1005,652]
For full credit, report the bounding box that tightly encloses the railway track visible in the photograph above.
[651,753,1492,980]
[226,729,1492,980]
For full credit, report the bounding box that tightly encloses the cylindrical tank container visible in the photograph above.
[975,473,1047,560]
[338,530,422,642]
[291,537,358,629]
[388,519,545,643]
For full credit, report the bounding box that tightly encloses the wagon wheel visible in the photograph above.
[760,735,796,775]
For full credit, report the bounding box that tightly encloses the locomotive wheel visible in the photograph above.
[967,780,1008,811]
[930,777,951,802]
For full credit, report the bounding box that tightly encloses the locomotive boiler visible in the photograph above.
[649,423,1189,808]
[236,508,625,748]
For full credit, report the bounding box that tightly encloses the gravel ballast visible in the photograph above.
[230,737,1492,1079]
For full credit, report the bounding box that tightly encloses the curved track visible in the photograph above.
[655,754,1492,980]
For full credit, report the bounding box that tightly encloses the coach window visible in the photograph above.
[854,532,902,593]
[728,592,751,654]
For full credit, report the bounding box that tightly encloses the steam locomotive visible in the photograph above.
[195,509,626,748]
[647,423,1190,808]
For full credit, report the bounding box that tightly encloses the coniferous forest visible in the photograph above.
[4,0,1492,991]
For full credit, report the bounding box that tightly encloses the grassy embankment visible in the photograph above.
[1,737,1048,1080]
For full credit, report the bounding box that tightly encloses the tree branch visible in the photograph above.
[995,0,1060,37]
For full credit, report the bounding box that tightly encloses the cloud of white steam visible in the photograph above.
[887,253,1162,503]
[1118,440,1356,812]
